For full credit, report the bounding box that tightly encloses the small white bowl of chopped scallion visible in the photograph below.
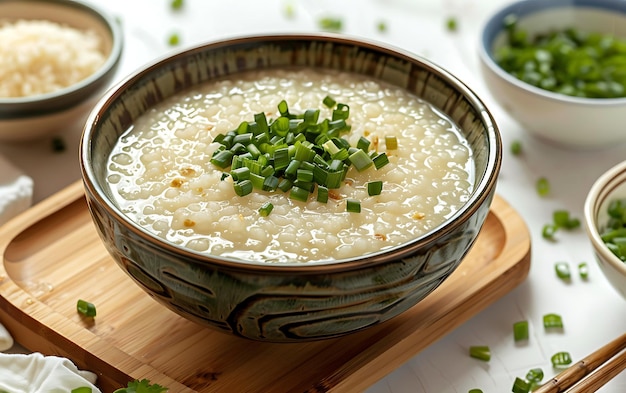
[478,0,626,149]
[584,160,626,299]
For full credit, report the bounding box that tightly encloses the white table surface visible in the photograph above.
[2,0,625,391]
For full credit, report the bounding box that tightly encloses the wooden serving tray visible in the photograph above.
[0,181,531,392]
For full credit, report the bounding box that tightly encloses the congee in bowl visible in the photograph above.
[106,68,474,263]
[81,34,501,341]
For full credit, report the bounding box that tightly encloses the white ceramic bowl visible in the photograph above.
[478,0,626,149]
[584,160,626,299]
[0,0,123,142]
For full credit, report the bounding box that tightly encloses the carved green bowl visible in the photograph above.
[80,34,502,342]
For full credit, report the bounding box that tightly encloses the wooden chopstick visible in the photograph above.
[534,332,626,393]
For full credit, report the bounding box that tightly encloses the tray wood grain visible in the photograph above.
[0,181,531,392]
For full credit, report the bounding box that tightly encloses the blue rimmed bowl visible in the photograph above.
[478,0,626,148]
[0,0,123,142]
[80,34,502,342]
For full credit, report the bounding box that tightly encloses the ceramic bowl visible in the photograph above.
[80,34,502,342]
[478,0,626,149]
[0,0,123,142]
[584,160,626,299]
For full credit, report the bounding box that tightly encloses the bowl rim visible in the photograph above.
[584,160,626,276]
[81,32,502,273]
[478,0,626,107]
[0,0,124,113]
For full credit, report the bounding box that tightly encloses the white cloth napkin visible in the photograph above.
[0,154,33,226]
[0,323,102,392]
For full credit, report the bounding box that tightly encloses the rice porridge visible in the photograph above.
[106,68,474,263]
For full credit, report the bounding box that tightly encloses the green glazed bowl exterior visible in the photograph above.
[80,34,502,342]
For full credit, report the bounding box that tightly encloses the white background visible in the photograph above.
[2,0,625,392]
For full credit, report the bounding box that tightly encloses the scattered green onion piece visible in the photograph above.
[446,17,458,32]
[170,0,183,10]
[77,299,96,317]
[513,320,529,342]
[168,32,180,46]
[511,377,530,393]
[234,180,253,196]
[249,173,265,190]
[377,21,387,33]
[536,177,550,197]
[469,345,491,361]
[318,16,343,31]
[367,181,383,196]
[578,262,589,279]
[258,201,274,217]
[553,210,580,229]
[346,199,361,213]
[542,224,557,240]
[550,351,572,369]
[71,388,92,393]
[510,140,522,155]
[554,262,571,280]
[385,135,398,150]
[525,368,544,388]
[543,313,564,329]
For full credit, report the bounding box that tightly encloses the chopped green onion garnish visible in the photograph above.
[317,185,329,203]
[377,21,387,33]
[289,186,309,202]
[554,262,571,280]
[346,199,361,213]
[550,351,572,368]
[357,136,370,152]
[513,320,529,342]
[543,313,563,329]
[536,177,550,197]
[372,152,389,170]
[77,299,96,317]
[209,97,388,213]
[71,388,92,393]
[322,95,336,108]
[367,181,383,196]
[469,345,491,361]
[385,136,398,150]
[171,0,183,9]
[258,201,274,217]
[234,180,253,196]
[349,149,374,172]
